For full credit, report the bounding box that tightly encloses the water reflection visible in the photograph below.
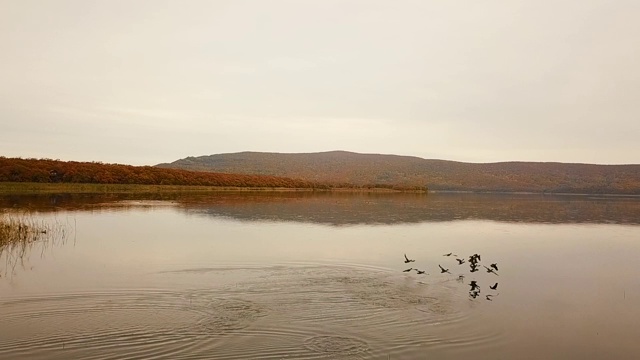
[1,193,640,359]
[2,192,640,225]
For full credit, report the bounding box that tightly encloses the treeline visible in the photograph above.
[0,157,427,191]
[0,157,316,188]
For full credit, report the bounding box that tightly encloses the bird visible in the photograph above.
[490,263,499,271]
[470,291,480,299]
[490,283,498,290]
[404,254,415,263]
[443,252,456,257]
[403,268,413,272]
[456,258,466,265]
[415,269,427,275]
[438,265,451,274]
[486,294,495,301]
[469,280,480,291]
[470,267,480,273]
[457,275,465,281]
[483,266,499,276]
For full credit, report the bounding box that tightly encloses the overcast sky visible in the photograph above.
[1,0,639,165]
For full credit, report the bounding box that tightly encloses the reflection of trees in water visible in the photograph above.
[180,192,640,226]
[0,213,71,278]
[2,192,640,226]
[0,193,181,212]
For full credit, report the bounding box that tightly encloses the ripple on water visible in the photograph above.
[0,265,507,359]
[304,335,369,355]
[195,298,268,334]
[0,291,269,360]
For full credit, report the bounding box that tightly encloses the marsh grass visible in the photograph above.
[0,213,70,277]
[0,182,421,195]
[0,182,317,195]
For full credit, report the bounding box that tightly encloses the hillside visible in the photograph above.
[157,151,640,194]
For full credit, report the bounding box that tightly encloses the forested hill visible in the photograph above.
[157,151,640,194]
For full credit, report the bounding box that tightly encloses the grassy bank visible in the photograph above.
[0,182,320,195]
[0,182,426,195]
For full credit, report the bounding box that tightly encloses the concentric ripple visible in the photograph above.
[195,298,268,334]
[0,265,507,359]
[0,290,268,360]
[303,335,369,355]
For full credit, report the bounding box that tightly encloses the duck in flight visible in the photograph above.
[456,258,466,265]
[415,269,427,275]
[403,268,413,272]
[490,283,498,290]
[483,265,499,276]
[490,263,499,271]
[486,294,496,301]
[438,265,451,274]
[470,291,480,299]
[469,280,480,292]
[404,254,416,263]
[443,252,457,257]
[470,264,480,273]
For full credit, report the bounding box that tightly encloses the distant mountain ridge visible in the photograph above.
[156,151,640,194]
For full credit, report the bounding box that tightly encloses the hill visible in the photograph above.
[157,151,640,194]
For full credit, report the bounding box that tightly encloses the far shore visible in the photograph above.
[3,183,639,197]
[0,182,427,195]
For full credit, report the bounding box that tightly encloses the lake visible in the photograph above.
[1,192,640,359]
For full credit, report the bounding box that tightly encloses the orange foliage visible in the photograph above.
[0,157,316,188]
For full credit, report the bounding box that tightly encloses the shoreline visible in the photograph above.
[2,183,638,197]
[0,182,426,195]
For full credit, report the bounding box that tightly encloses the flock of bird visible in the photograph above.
[402,252,500,301]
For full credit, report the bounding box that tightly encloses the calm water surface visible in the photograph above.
[1,192,640,359]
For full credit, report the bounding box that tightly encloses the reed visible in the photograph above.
[1,215,44,247]
[0,213,69,277]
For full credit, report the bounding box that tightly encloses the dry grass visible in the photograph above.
[0,182,318,195]
[0,182,420,195]
[0,213,70,277]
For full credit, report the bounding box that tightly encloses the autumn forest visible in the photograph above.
[0,157,427,191]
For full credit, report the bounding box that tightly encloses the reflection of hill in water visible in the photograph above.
[180,192,640,225]
[3,192,640,226]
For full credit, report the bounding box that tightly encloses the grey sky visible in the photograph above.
[1,0,639,165]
